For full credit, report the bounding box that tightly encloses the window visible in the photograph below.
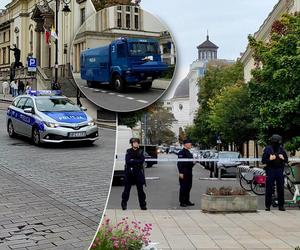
[134,7,139,13]
[134,15,139,29]
[16,98,27,109]
[179,104,183,110]
[117,6,122,10]
[125,13,130,28]
[7,46,10,64]
[16,36,19,49]
[30,30,33,52]
[117,12,122,28]
[80,8,85,25]
[128,42,159,56]
[117,43,126,58]
[35,97,81,112]
[2,48,6,64]
[3,32,5,42]
[126,6,131,12]
[12,97,21,107]
[23,98,34,110]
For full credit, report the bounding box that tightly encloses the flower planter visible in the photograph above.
[201,193,257,213]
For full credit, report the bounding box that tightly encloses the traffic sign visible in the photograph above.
[28,58,37,72]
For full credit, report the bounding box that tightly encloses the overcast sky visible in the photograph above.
[1,0,279,98]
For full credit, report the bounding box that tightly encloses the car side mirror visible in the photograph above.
[24,107,34,114]
[80,106,87,111]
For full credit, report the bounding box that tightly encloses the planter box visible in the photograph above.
[201,193,257,213]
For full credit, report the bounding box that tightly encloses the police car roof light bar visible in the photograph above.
[27,90,62,96]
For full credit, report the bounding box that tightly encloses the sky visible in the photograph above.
[0,0,279,98]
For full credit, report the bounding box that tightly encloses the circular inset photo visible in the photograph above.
[70,4,176,112]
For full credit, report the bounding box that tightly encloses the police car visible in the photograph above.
[6,90,99,145]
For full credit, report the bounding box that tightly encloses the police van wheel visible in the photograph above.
[7,120,16,138]
[113,75,125,92]
[141,81,152,90]
[32,127,41,146]
[87,81,95,88]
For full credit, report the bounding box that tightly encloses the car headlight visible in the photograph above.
[88,120,96,126]
[44,121,59,128]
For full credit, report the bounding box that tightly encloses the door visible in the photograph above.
[22,98,35,137]
[111,41,128,76]
[13,97,28,134]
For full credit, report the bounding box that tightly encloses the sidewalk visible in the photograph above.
[106,209,300,249]
[0,93,13,102]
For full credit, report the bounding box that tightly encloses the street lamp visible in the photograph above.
[53,0,71,90]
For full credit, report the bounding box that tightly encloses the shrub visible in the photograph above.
[91,217,152,250]
[206,186,247,196]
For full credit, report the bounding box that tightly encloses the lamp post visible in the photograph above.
[53,0,71,90]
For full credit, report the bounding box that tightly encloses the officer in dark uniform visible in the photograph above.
[262,134,288,211]
[121,138,147,210]
[177,139,195,207]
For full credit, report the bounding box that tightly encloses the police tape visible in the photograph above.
[115,157,300,162]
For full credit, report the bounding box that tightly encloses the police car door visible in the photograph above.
[12,97,28,135]
[22,98,35,137]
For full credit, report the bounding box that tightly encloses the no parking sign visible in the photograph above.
[28,58,37,72]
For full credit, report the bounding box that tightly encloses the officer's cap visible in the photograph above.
[270,134,282,144]
[130,137,140,144]
[183,139,192,144]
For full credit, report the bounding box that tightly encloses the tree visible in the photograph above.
[118,111,143,128]
[144,104,177,145]
[188,61,246,148]
[248,12,300,150]
[207,83,256,152]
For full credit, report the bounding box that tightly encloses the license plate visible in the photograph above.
[69,132,86,138]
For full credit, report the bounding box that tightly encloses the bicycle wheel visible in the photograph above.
[251,180,266,195]
[239,173,252,191]
[286,176,295,195]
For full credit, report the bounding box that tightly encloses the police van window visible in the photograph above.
[23,98,34,110]
[129,42,159,56]
[117,44,126,57]
[16,98,27,109]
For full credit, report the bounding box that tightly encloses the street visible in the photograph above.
[108,154,295,210]
[0,103,115,250]
[73,74,168,112]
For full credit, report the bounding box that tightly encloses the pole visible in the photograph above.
[54,0,59,86]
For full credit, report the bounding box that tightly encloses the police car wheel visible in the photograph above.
[32,127,41,146]
[7,120,16,138]
[113,75,125,92]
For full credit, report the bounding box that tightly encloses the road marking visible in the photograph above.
[101,90,108,93]
[108,92,115,95]
[117,95,125,97]
[126,97,134,100]
[136,99,148,104]
[145,177,160,180]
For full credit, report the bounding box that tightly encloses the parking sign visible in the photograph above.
[28,58,37,72]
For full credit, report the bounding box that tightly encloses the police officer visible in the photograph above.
[121,138,147,210]
[262,134,288,211]
[177,139,195,207]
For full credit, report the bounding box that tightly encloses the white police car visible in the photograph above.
[6,90,99,145]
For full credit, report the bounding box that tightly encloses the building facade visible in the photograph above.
[240,0,300,82]
[0,0,95,85]
[72,5,176,72]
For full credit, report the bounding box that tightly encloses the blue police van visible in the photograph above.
[80,37,168,92]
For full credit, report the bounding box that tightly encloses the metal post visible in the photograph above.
[54,0,59,86]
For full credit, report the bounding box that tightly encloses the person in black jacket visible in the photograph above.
[121,138,147,210]
[262,134,288,211]
[177,139,195,207]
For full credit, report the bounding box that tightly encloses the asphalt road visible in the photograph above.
[73,74,167,112]
[0,104,116,250]
[108,154,295,210]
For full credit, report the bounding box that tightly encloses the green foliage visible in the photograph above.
[248,12,300,149]
[161,65,175,80]
[91,217,152,250]
[118,111,143,129]
[188,61,247,148]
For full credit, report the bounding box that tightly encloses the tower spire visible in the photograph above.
[206,30,209,40]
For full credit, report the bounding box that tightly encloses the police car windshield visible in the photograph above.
[35,97,81,112]
[128,42,159,56]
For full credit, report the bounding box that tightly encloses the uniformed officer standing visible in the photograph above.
[177,139,195,207]
[262,134,288,211]
[121,138,147,210]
